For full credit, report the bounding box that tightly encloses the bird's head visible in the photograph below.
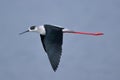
[19,26,38,35]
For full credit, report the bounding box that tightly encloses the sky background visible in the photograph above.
[0,0,120,80]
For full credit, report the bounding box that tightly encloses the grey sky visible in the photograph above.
[0,0,120,80]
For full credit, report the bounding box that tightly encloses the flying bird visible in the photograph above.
[19,24,103,71]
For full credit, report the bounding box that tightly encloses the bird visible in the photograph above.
[19,24,103,71]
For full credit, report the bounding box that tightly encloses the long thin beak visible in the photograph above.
[19,30,29,35]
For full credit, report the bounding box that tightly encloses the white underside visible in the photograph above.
[62,28,71,33]
[62,28,70,31]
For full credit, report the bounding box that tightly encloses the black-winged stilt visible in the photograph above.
[20,24,103,71]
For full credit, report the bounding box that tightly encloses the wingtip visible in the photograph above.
[52,66,58,72]
[53,69,57,72]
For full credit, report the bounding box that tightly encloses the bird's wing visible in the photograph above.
[40,35,47,52]
[40,26,63,71]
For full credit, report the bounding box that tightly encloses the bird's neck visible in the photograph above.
[38,25,46,35]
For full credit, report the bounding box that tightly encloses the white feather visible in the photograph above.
[62,28,71,32]
[38,25,46,35]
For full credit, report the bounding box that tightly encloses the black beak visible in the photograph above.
[19,30,29,35]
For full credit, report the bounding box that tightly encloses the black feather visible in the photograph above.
[40,35,47,52]
[40,24,63,71]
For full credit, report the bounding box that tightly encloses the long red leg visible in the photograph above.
[63,31,104,36]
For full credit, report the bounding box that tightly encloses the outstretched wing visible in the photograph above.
[40,25,63,71]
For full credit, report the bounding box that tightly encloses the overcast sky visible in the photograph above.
[0,0,120,80]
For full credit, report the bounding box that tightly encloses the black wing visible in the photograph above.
[40,35,47,52]
[40,25,63,71]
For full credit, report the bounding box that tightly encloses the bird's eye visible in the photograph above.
[30,26,35,30]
